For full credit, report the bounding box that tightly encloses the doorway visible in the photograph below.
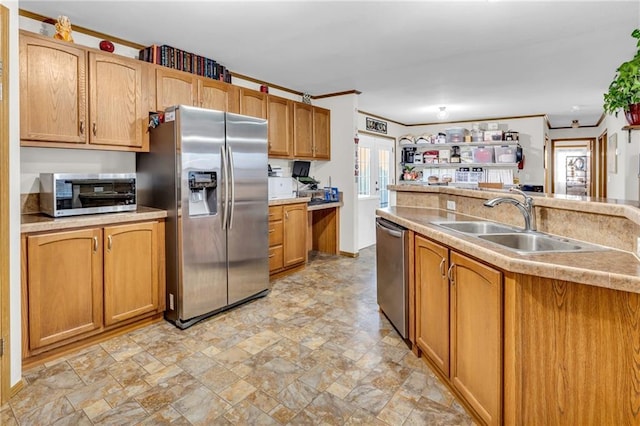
[551,138,596,196]
[357,132,395,250]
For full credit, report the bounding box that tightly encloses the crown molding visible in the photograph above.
[19,9,146,50]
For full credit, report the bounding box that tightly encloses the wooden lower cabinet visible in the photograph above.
[22,220,165,360]
[269,203,307,275]
[414,234,502,426]
[415,235,450,375]
[450,251,502,426]
[26,228,103,350]
[283,203,307,267]
[268,206,284,273]
[103,222,160,326]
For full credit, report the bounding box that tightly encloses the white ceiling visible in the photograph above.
[18,0,640,128]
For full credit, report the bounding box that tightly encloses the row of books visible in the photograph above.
[138,44,232,83]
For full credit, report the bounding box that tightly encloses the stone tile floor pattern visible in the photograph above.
[1,247,474,425]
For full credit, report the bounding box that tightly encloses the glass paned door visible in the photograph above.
[358,134,394,207]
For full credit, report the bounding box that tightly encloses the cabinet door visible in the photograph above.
[26,228,102,350]
[156,68,197,111]
[267,96,293,157]
[293,102,313,158]
[20,34,87,144]
[415,235,450,375]
[103,222,159,326]
[450,251,502,426]
[313,106,331,160]
[283,203,307,267]
[199,78,233,112]
[240,88,267,119]
[89,53,144,149]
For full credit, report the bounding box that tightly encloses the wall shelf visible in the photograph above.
[400,141,520,149]
[402,162,519,168]
[621,125,640,143]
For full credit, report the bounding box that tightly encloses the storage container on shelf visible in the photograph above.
[494,146,517,163]
[445,127,468,143]
[483,130,503,141]
[472,147,495,163]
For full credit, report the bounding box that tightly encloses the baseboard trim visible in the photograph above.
[9,379,24,399]
[339,251,359,258]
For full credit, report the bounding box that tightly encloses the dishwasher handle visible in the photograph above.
[376,220,404,238]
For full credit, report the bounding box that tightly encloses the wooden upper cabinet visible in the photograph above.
[313,106,331,159]
[20,33,87,144]
[89,53,143,149]
[199,78,240,113]
[240,88,267,119]
[156,68,197,111]
[103,222,159,326]
[267,96,293,158]
[293,102,314,158]
[26,228,103,350]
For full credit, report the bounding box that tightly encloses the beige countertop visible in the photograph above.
[268,197,311,206]
[21,206,168,233]
[269,196,343,211]
[389,184,640,222]
[377,206,640,294]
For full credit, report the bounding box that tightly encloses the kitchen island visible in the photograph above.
[378,184,640,425]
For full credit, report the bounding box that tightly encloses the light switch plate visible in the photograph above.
[447,200,456,211]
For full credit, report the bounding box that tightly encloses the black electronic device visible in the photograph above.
[292,160,311,178]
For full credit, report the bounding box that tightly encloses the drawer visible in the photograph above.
[269,220,283,246]
[269,206,283,222]
[269,245,283,272]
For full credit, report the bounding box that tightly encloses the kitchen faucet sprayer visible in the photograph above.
[483,188,536,232]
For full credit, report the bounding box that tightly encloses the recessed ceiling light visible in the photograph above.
[436,106,449,120]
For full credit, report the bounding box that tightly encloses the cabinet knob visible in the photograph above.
[92,122,97,136]
[107,235,113,251]
[79,121,84,135]
[93,236,98,252]
[269,253,275,258]
[439,258,446,278]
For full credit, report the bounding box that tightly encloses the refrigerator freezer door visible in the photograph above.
[179,106,228,320]
[225,113,270,304]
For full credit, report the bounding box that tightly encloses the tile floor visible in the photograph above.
[1,247,473,425]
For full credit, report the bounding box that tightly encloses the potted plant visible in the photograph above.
[403,165,417,181]
[603,29,640,125]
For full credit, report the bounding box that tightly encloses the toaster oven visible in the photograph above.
[39,173,137,217]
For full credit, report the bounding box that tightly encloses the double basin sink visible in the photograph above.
[431,220,606,255]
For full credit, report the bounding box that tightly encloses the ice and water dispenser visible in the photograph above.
[188,171,217,216]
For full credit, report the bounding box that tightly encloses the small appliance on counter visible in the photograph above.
[268,177,296,199]
[39,173,137,217]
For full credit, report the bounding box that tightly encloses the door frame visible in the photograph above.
[0,3,10,404]
[550,138,596,195]
[597,130,608,198]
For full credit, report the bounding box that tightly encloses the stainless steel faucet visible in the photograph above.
[483,188,537,232]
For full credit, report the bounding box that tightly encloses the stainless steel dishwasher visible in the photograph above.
[375,217,408,339]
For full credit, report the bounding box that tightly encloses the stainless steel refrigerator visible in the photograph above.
[137,105,269,329]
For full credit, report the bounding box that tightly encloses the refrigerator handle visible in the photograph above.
[221,145,229,230]
[228,145,236,229]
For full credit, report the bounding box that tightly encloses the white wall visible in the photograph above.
[3,0,21,388]
[605,113,639,201]
[314,94,359,254]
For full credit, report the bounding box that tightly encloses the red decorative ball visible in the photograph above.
[99,40,114,53]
